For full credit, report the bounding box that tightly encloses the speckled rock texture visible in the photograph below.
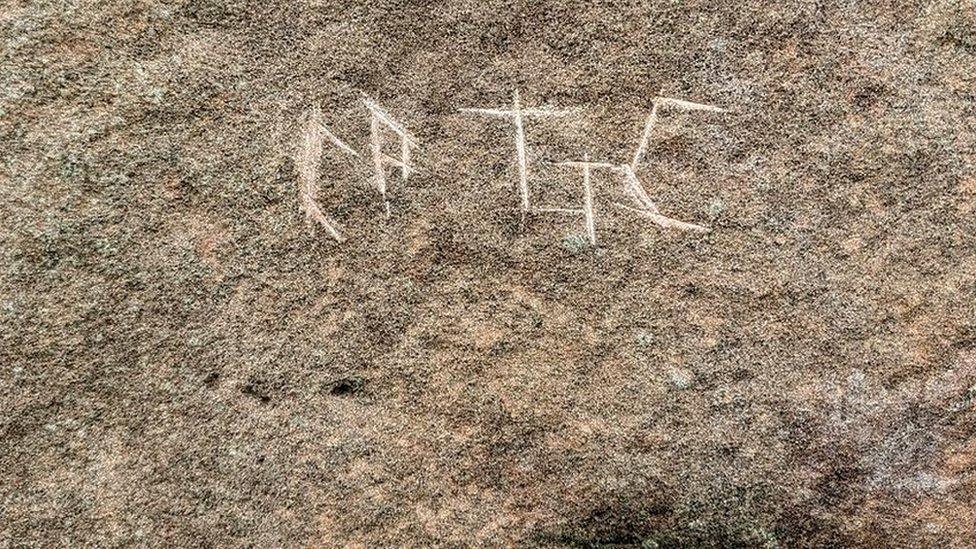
[2,1,975,547]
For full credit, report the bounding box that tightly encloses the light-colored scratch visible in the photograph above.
[363,96,420,218]
[615,94,723,232]
[379,152,422,173]
[612,201,709,233]
[318,122,359,158]
[458,107,577,117]
[581,154,596,244]
[536,207,585,214]
[618,166,712,233]
[459,90,578,221]
[301,195,346,242]
[654,96,725,112]
[368,113,389,218]
[616,165,661,214]
[555,160,618,170]
[513,90,528,215]
[362,96,418,146]
[631,94,724,170]
[630,101,659,170]
[295,107,346,243]
[550,154,608,245]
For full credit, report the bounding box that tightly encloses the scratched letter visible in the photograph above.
[459,90,577,222]
[295,106,359,243]
[362,96,420,218]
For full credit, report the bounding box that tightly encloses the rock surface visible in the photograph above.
[2,1,975,546]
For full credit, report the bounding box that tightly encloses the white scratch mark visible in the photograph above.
[616,165,661,214]
[631,94,724,170]
[458,107,577,118]
[536,207,585,214]
[548,154,608,245]
[295,107,346,243]
[318,122,359,158]
[362,96,418,145]
[459,90,579,221]
[513,90,529,215]
[612,201,709,233]
[556,160,618,170]
[363,96,420,218]
[581,154,597,245]
[630,100,659,170]
[368,113,389,218]
[655,96,725,112]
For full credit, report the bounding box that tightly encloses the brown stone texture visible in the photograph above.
[2,1,975,546]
